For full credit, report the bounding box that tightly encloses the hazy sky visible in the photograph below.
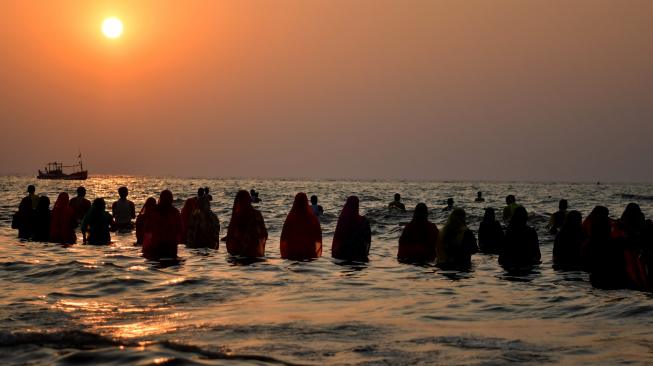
[1,0,652,182]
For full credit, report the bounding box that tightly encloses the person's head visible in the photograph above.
[446,198,454,207]
[141,197,157,214]
[563,210,582,229]
[250,189,256,196]
[76,186,86,197]
[197,188,205,197]
[92,198,106,211]
[587,205,611,239]
[559,199,568,211]
[621,203,645,232]
[506,195,516,205]
[412,203,428,222]
[446,208,467,228]
[27,185,36,194]
[204,187,210,195]
[198,196,211,212]
[37,195,50,210]
[310,195,318,205]
[55,192,70,207]
[233,190,252,214]
[158,190,173,207]
[510,206,528,227]
[291,192,309,213]
[483,207,496,222]
[477,191,483,198]
[394,193,401,202]
[118,186,129,199]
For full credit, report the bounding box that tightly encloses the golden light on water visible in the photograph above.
[102,17,123,39]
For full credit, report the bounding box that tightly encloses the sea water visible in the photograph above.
[0,176,652,365]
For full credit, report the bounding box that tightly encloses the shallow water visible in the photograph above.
[1,176,652,365]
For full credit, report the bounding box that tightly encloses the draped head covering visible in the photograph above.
[50,192,76,243]
[140,197,157,215]
[280,193,322,259]
[226,190,267,257]
[441,208,468,246]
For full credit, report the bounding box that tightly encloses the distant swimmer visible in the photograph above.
[436,208,478,269]
[250,189,261,203]
[69,186,91,226]
[81,198,113,245]
[442,198,454,212]
[397,203,438,262]
[502,195,521,223]
[49,192,77,244]
[388,193,406,212]
[204,187,212,201]
[310,195,324,217]
[547,199,568,234]
[281,193,323,260]
[475,191,485,203]
[143,190,182,259]
[332,196,371,262]
[112,186,136,231]
[226,190,268,257]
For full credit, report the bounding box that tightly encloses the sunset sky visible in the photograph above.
[1,0,652,182]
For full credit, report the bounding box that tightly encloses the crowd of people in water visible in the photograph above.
[10,185,653,292]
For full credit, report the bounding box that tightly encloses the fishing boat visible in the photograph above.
[37,154,88,180]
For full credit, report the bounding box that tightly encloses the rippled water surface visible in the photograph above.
[1,176,652,365]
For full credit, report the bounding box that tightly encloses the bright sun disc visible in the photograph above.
[102,17,123,39]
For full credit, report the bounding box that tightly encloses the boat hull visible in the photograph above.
[37,171,88,180]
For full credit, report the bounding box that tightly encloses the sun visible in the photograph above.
[102,17,123,39]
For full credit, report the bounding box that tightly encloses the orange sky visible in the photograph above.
[1,0,652,181]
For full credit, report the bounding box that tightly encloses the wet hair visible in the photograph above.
[477,191,483,197]
[27,185,36,194]
[394,193,401,201]
[447,198,454,206]
[76,186,86,197]
[412,203,428,222]
[92,198,106,211]
[559,199,568,211]
[510,206,528,227]
[197,188,205,197]
[506,195,516,204]
[118,186,128,199]
[310,195,318,204]
[159,190,174,207]
[483,207,496,222]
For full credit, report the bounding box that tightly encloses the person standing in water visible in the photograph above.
[388,193,406,212]
[81,198,113,245]
[181,188,205,243]
[436,208,478,268]
[135,197,157,245]
[310,195,324,217]
[478,207,504,254]
[331,196,372,261]
[547,199,568,234]
[49,192,77,244]
[226,190,268,257]
[112,186,136,231]
[499,206,541,267]
[442,198,455,212]
[186,196,220,249]
[69,186,91,226]
[143,190,183,259]
[280,193,323,260]
[397,203,438,262]
[32,196,52,242]
[502,195,521,223]
[475,191,485,203]
[14,185,37,239]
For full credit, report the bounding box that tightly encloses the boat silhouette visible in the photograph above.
[37,153,88,180]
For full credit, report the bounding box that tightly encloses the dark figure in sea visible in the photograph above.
[186,196,220,249]
[442,198,454,212]
[613,203,649,291]
[388,193,406,212]
[502,195,520,223]
[436,208,478,269]
[281,193,323,260]
[143,190,183,259]
[475,191,485,203]
[548,199,568,234]
[204,187,212,201]
[478,207,504,254]
[499,206,541,267]
[26,184,39,209]
[69,186,91,225]
[226,190,268,257]
[135,197,157,245]
[32,196,51,242]
[112,186,136,231]
[552,210,585,270]
[14,185,37,239]
[584,206,625,289]
[310,195,324,217]
[250,189,261,203]
[331,196,371,262]
[180,188,205,244]
[49,192,77,244]
[81,198,113,245]
[397,203,438,262]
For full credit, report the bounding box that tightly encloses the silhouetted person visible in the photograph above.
[397,203,438,262]
[81,198,113,245]
[331,196,372,261]
[32,196,51,242]
[26,185,39,209]
[499,206,541,267]
[226,190,267,257]
[186,196,220,249]
[475,191,485,203]
[478,207,504,254]
[204,187,212,201]
[547,199,568,234]
[49,192,77,244]
[181,188,205,243]
[502,195,520,222]
[436,208,478,268]
[613,203,648,290]
[14,185,36,239]
[249,189,261,203]
[112,187,136,231]
[442,198,454,212]
[388,193,406,212]
[69,186,91,225]
[281,193,323,260]
[143,190,182,259]
[136,197,157,245]
[310,195,324,217]
[553,210,584,269]
[585,206,625,289]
